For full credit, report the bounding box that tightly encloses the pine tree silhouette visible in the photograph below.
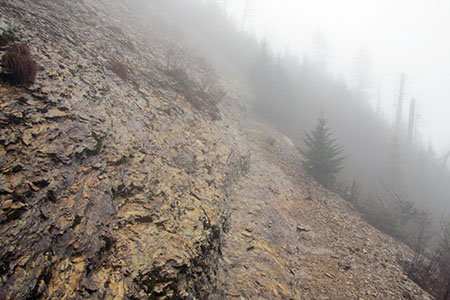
[300,111,345,188]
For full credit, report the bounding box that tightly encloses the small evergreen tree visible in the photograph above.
[300,112,345,188]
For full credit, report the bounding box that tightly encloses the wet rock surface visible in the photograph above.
[0,0,434,299]
[217,119,432,299]
[0,0,249,298]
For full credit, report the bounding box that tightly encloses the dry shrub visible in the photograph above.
[165,47,183,70]
[124,40,137,52]
[185,90,203,109]
[166,69,202,109]
[1,44,37,86]
[111,60,128,81]
[198,65,227,105]
[208,108,221,121]
[166,68,224,119]
[400,218,450,299]
[108,25,124,36]
[430,219,450,299]
[210,88,227,106]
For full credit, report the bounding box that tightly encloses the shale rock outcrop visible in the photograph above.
[217,120,432,299]
[0,0,433,299]
[0,0,249,298]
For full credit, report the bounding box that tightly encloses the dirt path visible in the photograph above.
[216,120,432,299]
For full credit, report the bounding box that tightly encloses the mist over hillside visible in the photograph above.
[145,0,450,227]
[146,0,450,296]
[1,0,449,298]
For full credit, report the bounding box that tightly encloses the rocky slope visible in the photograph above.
[0,0,249,298]
[217,119,432,299]
[0,0,432,299]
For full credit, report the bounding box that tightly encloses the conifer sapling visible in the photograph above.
[300,111,345,188]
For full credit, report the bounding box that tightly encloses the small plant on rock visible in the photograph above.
[124,40,137,52]
[199,67,227,106]
[108,25,124,36]
[166,68,202,109]
[0,31,15,47]
[434,218,450,299]
[111,60,128,81]
[1,43,37,86]
[165,47,183,70]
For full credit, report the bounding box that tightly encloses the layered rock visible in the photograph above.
[0,0,434,299]
[0,0,249,298]
[217,120,432,299]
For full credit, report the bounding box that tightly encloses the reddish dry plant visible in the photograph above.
[1,44,37,86]
[108,25,124,36]
[124,40,137,52]
[111,60,128,81]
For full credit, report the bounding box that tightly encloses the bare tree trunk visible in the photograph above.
[377,78,381,115]
[407,97,416,146]
[395,73,406,136]
[442,151,450,170]
[241,0,249,31]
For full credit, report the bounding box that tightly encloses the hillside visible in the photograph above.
[217,118,431,299]
[0,0,433,299]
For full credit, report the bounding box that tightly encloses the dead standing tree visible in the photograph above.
[395,73,406,137]
[437,150,450,170]
[407,97,416,146]
[240,0,256,32]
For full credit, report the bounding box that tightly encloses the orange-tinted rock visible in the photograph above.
[0,1,249,298]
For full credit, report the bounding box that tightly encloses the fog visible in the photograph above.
[145,0,450,221]
[226,0,450,154]
[142,0,450,294]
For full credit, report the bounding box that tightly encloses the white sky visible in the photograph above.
[226,0,450,155]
